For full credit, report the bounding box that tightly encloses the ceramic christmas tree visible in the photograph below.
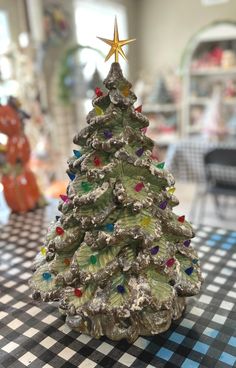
[148,76,174,105]
[30,19,203,342]
[88,67,104,95]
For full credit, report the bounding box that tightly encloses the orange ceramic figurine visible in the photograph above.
[0,97,43,213]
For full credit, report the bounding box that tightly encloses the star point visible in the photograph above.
[97,17,135,63]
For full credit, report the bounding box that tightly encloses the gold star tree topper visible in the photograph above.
[97,17,135,62]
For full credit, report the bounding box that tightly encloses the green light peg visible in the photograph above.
[155,162,165,169]
[81,181,92,192]
[90,255,97,265]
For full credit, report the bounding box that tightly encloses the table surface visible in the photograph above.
[0,206,236,368]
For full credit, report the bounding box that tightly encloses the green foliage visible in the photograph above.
[146,268,173,303]
[75,243,123,273]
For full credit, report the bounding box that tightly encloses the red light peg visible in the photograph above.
[178,215,185,223]
[95,87,103,97]
[166,258,175,267]
[74,288,83,297]
[60,194,69,203]
[135,105,142,113]
[134,182,145,192]
[93,156,102,167]
[64,258,70,266]
[56,226,64,236]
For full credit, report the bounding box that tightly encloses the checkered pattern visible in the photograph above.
[208,164,236,186]
[0,207,236,368]
[165,139,236,182]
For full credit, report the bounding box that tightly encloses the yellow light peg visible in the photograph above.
[41,247,46,256]
[168,187,176,195]
[140,217,152,228]
[122,85,130,97]
[95,105,104,116]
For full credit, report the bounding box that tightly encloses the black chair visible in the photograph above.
[191,148,236,223]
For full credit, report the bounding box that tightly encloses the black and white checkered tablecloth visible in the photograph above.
[165,139,236,183]
[0,206,236,368]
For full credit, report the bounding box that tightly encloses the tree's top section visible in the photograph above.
[104,62,131,90]
[73,61,149,149]
[100,62,137,107]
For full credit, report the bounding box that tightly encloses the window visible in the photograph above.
[201,0,230,6]
[0,10,18,102]
[75,0,128,80]
[0,10,10,54]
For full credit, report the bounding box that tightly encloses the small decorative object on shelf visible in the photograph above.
[148,76,174,105]
[59,45,103,104]
[30,18,203,343]
[0,97,45,213]
[202,86,228,141]
[191,46,223,70]
[143,72,180,145]
[221,50,236,69]
[43,3,70,46]
[224,80,236,99]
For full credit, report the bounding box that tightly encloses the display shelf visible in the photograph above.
[224,97,236,105]
[189,97,209,106]
[188,124,202,134]
[191,67,236,76]
[190,97,236,106]
[143,103,180,146]
[143,103,180,113]
[181,21,236,137]
[153,132,180,146]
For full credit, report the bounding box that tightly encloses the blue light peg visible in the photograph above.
[117,284,125,294]
[67,172,75,181]
[185,267,194,276]
[73,150,82,158]
[42,272,52,281]
[105,223,114,232]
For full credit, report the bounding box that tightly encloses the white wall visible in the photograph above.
[138,0,236,76]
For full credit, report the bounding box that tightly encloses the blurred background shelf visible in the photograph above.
[190,96,236,105]
[182,21,236,138]
[191,66,236,75]
[142,103,180,113]
[153,132,180,146]
[143,105,181,147]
